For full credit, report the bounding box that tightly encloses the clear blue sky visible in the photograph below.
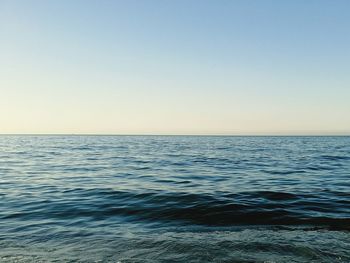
[1,0,349,134]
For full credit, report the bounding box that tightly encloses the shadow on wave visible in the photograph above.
[4,188,350,231]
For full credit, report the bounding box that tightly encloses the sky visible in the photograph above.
[1,0,349,135]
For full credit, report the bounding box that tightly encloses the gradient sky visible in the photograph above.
[1,0,349,135]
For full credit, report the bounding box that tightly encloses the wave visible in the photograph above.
[3,188,349,231]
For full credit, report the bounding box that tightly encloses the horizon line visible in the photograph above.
[0,133,349,137]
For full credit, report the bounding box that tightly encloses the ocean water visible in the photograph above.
[0,135,349,263]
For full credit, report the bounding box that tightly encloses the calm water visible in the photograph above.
[0,136,349,262]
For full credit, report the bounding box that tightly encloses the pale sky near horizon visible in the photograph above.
[1,0,349,135]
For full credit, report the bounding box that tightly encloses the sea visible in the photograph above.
[0,135,349,262]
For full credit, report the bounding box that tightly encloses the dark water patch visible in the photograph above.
[321,155,350,161]
[262,169,307,175]
[71,146,93,151]
[250,191,300,201]
[2,188,349,230]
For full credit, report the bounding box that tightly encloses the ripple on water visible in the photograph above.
[0,135,349,262]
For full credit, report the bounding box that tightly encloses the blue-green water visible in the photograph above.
[0,136,349,262]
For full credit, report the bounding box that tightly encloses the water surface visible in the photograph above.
[0,136,349,262]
